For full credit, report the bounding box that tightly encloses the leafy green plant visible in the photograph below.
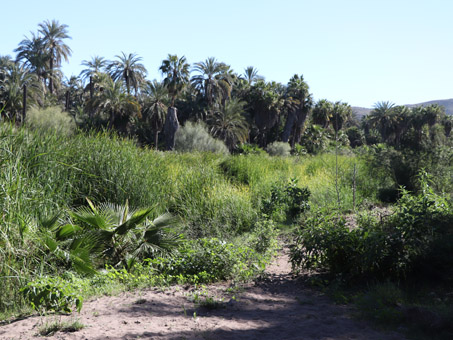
[263,178,310,222]
[20,277,83,314]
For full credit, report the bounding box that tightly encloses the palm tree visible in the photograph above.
[14,33,49,89]
[367,101,396,142]
[159,54,190,107]
[191,57,233,108]
[66,199,181,269]
[242,66,264,85]
[312,99,333,128]
[1,63,40,122]
[80,56,107,82]
[331,101,352,133]
[208,98,249,150]
[141,80,169,150]
[107,52,147,96]
[88,78,140,132]
[38,19,72,94]
[159,54,190,150]
[282,74,312,145]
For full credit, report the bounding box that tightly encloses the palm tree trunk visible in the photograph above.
[154,130,159,151]
[22,84,27,124]
[282,111,296,143]
[49,51,54,94]
[164,107,179,150]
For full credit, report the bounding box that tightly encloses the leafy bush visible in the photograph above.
[237,143,266,156]
[175,122,229,154]
[150,237,272,283]
[290,173,453,281]
[26,106,76,135]
[20,277,83,314]
[262,178,311,222]
[266,141,291,156]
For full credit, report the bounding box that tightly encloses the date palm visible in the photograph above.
[208,98,249,150]
[80,56,107,83]
[141,80,169,150]
[242,66,264,85]
[38,19,72,94]
[191,57,233,108]
[107,52,147,96]
[88,78,140,131]
[14,32,49,89]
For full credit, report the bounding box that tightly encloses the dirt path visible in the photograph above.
[0,247,404,340]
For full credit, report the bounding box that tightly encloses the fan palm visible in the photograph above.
[331,101,352,133]
[312,99,333,128]
[107,52,147,96]
[368,101,396,141]
[68,199,181,268]
[159,54,190,107]
[38,19,72,94]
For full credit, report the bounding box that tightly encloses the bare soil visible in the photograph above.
[0,247,405,340]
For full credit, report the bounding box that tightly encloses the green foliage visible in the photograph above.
[266,141,291,156]
[20,277,83,314]
[262,178,310,222]
[290,173,453,281]
[150,237,273,283]
[26,106,76,135]
[236,143,266,156]
[174,121,229,154]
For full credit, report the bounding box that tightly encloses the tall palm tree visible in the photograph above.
[88,78,140,131]
[312,99,333,128]
[38,19,72,94]
[331,101,352,133]
[141,80,169,150]
[368,101,396,142]
[242,66,264,85]
[282,74,312,145]
[159,54,190,150]
[80,56,107,82]
[191,57,233,108]
[14,33,49,89]
[1,63,40,122]
[208,98,249,150]
[107,52,147,96]
[159,54,190,107]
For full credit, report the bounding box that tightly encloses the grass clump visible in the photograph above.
[175,122,229,154]
[26,105,76,135]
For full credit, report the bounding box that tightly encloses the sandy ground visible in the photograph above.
[0,247,405,340]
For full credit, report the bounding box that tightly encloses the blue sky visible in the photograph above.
[2,0,452,107]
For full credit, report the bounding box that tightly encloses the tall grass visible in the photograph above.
[0,122,377,317]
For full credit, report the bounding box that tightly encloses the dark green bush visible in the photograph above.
[290,173,453,281]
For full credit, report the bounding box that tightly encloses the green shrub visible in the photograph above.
[20,277,83,314]
[262,178,311,222]
[175,122,229,154]
[266,141,291,156]
[290,173,453,281]
[26,106,76,135]
[150,237,272,283]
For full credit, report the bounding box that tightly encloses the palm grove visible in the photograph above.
[1,20,453,185]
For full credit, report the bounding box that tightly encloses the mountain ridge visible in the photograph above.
[352,98,453,118]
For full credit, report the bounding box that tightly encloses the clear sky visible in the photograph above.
[2,0,452,107]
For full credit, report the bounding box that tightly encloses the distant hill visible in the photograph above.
[352,98,453,119]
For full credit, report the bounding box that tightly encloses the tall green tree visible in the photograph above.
[191,57,233,108]
[159,54,190,150]
[208,98,249,150]
[107,52,147,96]
[38,19,72,94]
[282,74,312,145]
[141,80,169,150]
[312,99,333,128]
[242,66,264,85]
[80,56,107,83]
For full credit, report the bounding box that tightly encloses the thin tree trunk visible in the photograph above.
[154,130,159,151]
[49,52,54,94]
[282,111,296,143]
[65,90,69,111]
[22,84,27,124]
